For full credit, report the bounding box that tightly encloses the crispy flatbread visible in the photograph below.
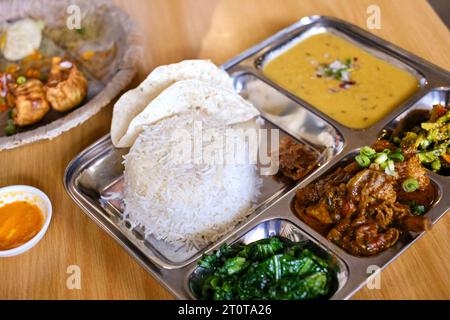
[111,60,233,146]
[115,79,260,148]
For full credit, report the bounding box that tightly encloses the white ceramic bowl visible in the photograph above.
[0,185,52,257]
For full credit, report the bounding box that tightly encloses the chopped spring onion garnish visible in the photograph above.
[374,153,388,164]
[389,152,404,162]
[355,145,405,176]
[385,160,395,176]
[402,178,419,192]
[355,154,371,167]
[360,146,376,159]
[16,76,26,84]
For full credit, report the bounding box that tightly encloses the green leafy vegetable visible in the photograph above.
[193,237,335,300]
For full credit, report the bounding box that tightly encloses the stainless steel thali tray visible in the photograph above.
[64,16,450,299]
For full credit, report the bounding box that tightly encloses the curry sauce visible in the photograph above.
[0,201,44,250]
[263,33,419,129]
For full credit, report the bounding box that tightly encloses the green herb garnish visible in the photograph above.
[360,146,376,159]
[16,76,26,85]
[385,159,395,176]
[316,57,355,83]
[355,146,404,176]
[355,154,370,167]
[431,159,441,171]
[402,178,419,192]
[374,153,388,164]
[389,152,404,162]
[409,201,425,215]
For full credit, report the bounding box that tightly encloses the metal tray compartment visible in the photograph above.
[234,73,345,160]
[287,150,447,257]
[224,15,450,147]
[254,25,425,131]
[65,113,336,268]
[231,152,449,299]
[380,88,450,176]
[188,218,349,300]
[65,16,450,299]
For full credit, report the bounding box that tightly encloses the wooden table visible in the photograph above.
[1,0,449,300]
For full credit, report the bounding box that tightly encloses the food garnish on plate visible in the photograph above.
[0,18,43,61]
[0,18,90,135]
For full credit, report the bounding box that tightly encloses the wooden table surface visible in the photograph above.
[1,0,449,300]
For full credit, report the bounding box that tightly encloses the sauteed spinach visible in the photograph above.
[192,237,336,300]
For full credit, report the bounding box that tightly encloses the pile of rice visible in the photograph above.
[123,111,262,249]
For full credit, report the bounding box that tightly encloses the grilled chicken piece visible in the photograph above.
[11,79,50,126]
[46,57,88,112]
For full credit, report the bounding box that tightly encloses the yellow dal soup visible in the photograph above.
[263,33,419,129]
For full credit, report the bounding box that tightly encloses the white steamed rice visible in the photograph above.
[122,110,262,249]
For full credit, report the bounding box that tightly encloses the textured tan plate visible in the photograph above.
[0,0,141,150]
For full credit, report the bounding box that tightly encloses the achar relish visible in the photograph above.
[0,201,44,251]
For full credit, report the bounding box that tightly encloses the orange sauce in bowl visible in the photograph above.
[0,201,44,251]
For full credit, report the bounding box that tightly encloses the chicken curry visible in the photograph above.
[293,140,434,256]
